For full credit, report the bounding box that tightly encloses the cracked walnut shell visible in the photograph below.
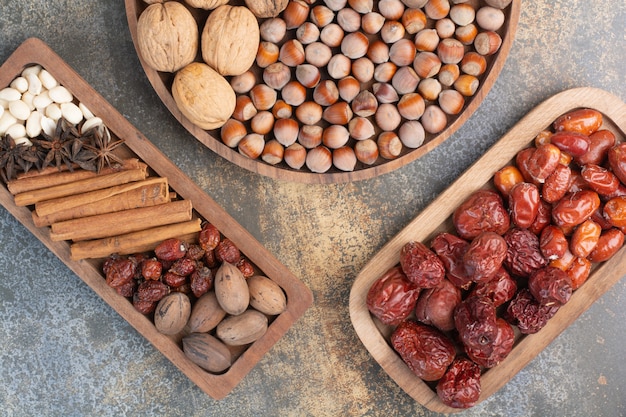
[136,1,198,73]
[172,62,236,130]
[201,5,260,76]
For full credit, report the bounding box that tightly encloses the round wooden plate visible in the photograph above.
[125,0,520,183]
[349,88,626,412]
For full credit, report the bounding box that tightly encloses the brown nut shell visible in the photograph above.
[182,333,232,373]
[247,275,287,315]
[137,2,198,73]
[172,62,236,130]
[244,0,289,18]
[186,292,227,333]
[214,262,250,315]
[201,5,260,76]
[154,292,191,335]
[216,309,269,346]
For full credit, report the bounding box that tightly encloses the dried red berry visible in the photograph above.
[436,357,481,409]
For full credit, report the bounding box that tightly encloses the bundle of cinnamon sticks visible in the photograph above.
[7,158,202,260]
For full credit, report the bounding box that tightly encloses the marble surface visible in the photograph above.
[0,0,625,416]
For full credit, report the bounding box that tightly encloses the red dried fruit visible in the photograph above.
[469,267,517,307]
[539,225,568,260]
[505,288,559,334]
[198,222,221,251]
[528,266,572,307]
[465,318,515,368]
[542,164,571,204]
[185,244,206,261]
[570,219,601,258]
[133,294,157,315]
[115,279,137,298]
[453,190,510,240]
[525,143,561,183]
[581,163,620,196]
[436,357,481,409]
[588,228,624,262]
[493,165,524,197]
[105,258,136,288]
[141,258,163,280]
[575,129,615,166]
[190,266,213,298]
[528,199,552,235]
[566,257,592,290]
[154,238,187,261]
[552,190,600,229]
[503,228,547,278]
[550,131,590,157]
[603,196,626,228]
[553,108,603,136]
[463,232,507,283]
[169,257,198,277]
[608,143,626,184]
[391,320,455,381]
[400,241,445,288]
[508,182,540,228]
[236,257,255,278]
[204,249,218,268]
[136,280,169,303]
[454,295,498,352]
[414,278,461,332]
[163,270,187,288]
[367,266,420,325]
[215,238,242,264]
[430,232,472,289]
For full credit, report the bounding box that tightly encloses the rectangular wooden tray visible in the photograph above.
[349,87,626,413]
[0,37,313,400]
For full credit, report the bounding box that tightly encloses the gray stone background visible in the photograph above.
[0,0,625,416]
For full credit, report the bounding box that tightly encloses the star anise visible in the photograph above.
[0,135,31,182]
[82,124,125,173]
[31,118,84,171]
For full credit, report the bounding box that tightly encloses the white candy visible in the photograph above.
[48,85,73,103]
[8,100,30,121]
[5,123,27,139]
[61,102,83,125]
[81,116,103,133]
[0,112,17,135]
[26,111,43,138]
[10,76,28,93]
[38,69,58,90]
[79,102,94,119]
[45,103,62,121]
[40,116,56,136]
[21,64,41,77]
[0,87,22,102]
[0,107,3,118]
[33,91,53,110]
[26,72,42,95]
[0,98,7,109]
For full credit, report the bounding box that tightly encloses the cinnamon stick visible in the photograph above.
[7,159,145,195]
[32,178,170,227]
[14,166,148,207]
[50,199,193,242]
[69,219,202,260]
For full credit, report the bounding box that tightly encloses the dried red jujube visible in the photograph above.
[465,318,515,368]
[430,232,472,289]
[463,232,507,283]
[414,278,461,332]
[505,288,559,334]
[454,295,498,352]
[468,267,517,308]
[436,357,481,409]
[453,190,510,240]
[367,266,421,326]
[503,228,547,278]
[400,241,445,288]
[528,266,572,307]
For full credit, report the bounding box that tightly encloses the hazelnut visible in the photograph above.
[313,80,340,107]
[351,90,378,117]
[233,95,257,121]
[296,22,321,44]
[337,8,361,32]
[361,12,385,34]
[373,62,397,82]
[398,120,425,148]
[230,71,257,94]
[295,101,323,125]
[322,125,350,149]
[250,110,275,135]
[417,77,442,101]
[476,6,505,31]
[438,89,465,115]
[238,133,265,159]
[250,84,278,110]
[305,42,333,67]
[367,40,390,64]
[261,139,285,165]
[327,54,352,79]
[414,28,439,52]
[349,116,376,140]
[220,118,247,147]
[449,3,476,26]
[338,76,362,102]
[298,124,323,148]
[320,23,345,47]
[281,81,307,106]
[284,142,307,169]
[454,74,480,96]
[377,131,402,159]
[348,0,373,14]
[273,117,300,146]
[397,92,425,120]
[402,8,427,34]
[283,0,310,29]
[389,38,416,67]
[272,100,293,119]
[474,31,502,55]
[351,57,375,83]
[378,0,405,20]
[455,23,478,45]
[354,138,379,165]
[279,39,306,66]
[295,64,321,88]
[375,103,401,131]
[323,102,354,125]
[421,104,447,133]
[380,21,406,44]
[438,63,460,86]
[392,66,420,95]
[263,62,291,90]
[259,18,287,43]
[424,0,450,20]
[413,51,442,78]
[341,32,369,59]
[460,52,487,76]
[372,82,399,104]
[333,146,358,171]
[305,146,333,173]
[310,5,335,27]
[435,18,456,38]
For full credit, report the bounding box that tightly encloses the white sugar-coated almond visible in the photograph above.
[38,69,58,90]
[81,116,103,133]
[26,111,43,138]
[8,100,31,121]
[21,64,41,77]
[21,92,35,110]
[0,107,4,118]
[33,91,53,110]
[13,137,32,146]
[61,102,83,125]
[41,116,56,136]
[78,102,94,119]
[5,123,27,139]
[10,77,28,93]
[26,73,43,95]
[0,112,17,135]
[0,87,22,102]
[45,103,62,121]
[48,85,73,103]
[0,99,7,110]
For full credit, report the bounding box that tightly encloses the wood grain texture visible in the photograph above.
[0,38,313,400]
[124,0,521,183]
[349,87,626,413]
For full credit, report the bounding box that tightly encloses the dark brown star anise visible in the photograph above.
[82,123,125,173]
[0,135,31,182]
[31,118,84,171]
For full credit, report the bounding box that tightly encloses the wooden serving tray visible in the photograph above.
[349,87,626,412]
[124,0,520,184]
[0,38,313,400]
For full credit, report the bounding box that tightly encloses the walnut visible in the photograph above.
[201,5,260,76]
[172,62,235,130]
[184,0,228,10]
[244,0,289,18]
[136,2,198,73]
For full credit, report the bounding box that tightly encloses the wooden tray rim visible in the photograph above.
[0,37,314,400]
[349,87,626,412]
[124,0,521,184]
